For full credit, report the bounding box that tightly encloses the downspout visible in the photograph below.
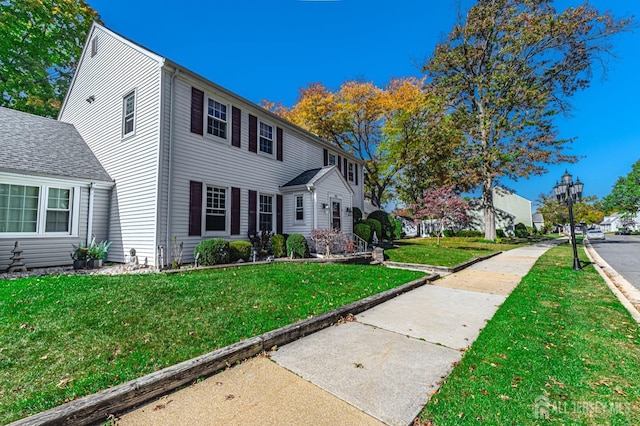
[87,182,95,245]
[308,184,316,230]
[165,67,180,268]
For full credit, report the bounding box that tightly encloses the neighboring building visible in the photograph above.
[0,107,113,270]
[532,213,545,232]
[465,187,532,235]
[56,23,363,267]
[600,212,640,232]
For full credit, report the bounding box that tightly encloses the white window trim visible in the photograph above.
[258,193,274,232]
[122,89,136,139]
[348,162,355,182]
[203,95,229,143]
[294,194,305,224]
[328,153,337,166]
[258,119,275,157]
[202,184,229,236]
[0,176,80,238]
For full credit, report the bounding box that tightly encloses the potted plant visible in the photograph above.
[87,238,112,268]
[71,242,89,270]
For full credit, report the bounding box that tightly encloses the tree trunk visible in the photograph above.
[483,178,496,240]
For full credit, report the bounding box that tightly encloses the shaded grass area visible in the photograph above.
[385,237,524,267]
[418,243,640,425]
[0,263,424,424]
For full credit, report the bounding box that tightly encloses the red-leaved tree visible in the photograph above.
[410,185,470,245]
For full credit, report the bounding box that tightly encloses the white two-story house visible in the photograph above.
[57,23,364,267]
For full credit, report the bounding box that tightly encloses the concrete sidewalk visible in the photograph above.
[117,242,556,426]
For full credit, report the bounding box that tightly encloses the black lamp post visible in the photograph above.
[554,170,584,270]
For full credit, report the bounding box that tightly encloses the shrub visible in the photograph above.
[353,207,363,224]
[310,228,343,256]
[496,229,506,238]
[393,217,402,240]
[362,218,382,240]
[286,234,310,258]
[271,234,286,258]
[354,222,372,243]
[456,230,483,238]
[229,240,252,262]
[514,222,528,238]
[443,229,455,237]
[195,238,230,266]
[368,210,393,239]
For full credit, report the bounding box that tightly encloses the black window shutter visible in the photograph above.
[231,187,240,235]
[276,127,283,161]
[189,181,202,236]
[276,194,283,235]
[248,190,257,234]
[355,164,359,185]
[190,88,204,135]
[323,148,328,166]
[249,114,257,153]
[343,158,348,179]
[337,155,342,171]
[232,107,241,148]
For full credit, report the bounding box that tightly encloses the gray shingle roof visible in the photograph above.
[281,168,323,187]
[0,107,112,182]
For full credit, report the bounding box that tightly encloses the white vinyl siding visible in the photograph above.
[59,25,163,265]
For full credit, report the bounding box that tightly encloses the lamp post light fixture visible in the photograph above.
[553,170,584,270]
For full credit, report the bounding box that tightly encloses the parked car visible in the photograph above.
[586,229,605,240]
[615,228,631,235]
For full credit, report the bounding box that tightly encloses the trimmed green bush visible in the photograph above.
[362,218,382,240]
[353,207,363,224]
[443,229,455,237]
[195,238,230,266]
[514,222,528,238]
[286,234,310,258]
[229,240,252,262]
[271,234,286,258]
[368,210,393,239]
[496,229,506,238]
[354,222,372,243]
[456,230,483,238]
[393,217,402,240]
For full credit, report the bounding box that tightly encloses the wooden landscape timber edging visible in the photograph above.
[10,273,437,426]
[383,251,503,274]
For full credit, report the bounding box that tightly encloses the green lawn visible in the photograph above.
[417,243,640,425]
[0,262,423,424]
[385,237,524,266]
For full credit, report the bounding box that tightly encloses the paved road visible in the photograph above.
[589,234,640,290]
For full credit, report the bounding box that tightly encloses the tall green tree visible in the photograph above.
[0,0,101,117]
[603,159,640,215]
[424,0,632,240]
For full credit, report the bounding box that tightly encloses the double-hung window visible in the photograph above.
[0,182,76,235]
[348,163,354,182]
[328,153,336,166]
[123,91,135,137]
[205,186,226,232]
[295,195,304,221]
[207,98,227,139]
[259,194,273,231]
[259,122,273,155]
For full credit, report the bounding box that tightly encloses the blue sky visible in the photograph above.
[88,0,639,208]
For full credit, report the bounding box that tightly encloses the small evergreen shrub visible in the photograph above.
[393,217,402,240]
[443,229,455,237]
[354,222,372,243]
[514,222,528,238]
[271,234,286,258]
[362,218,382,240]
[353,207,363,224]
[195,238,230,266]
[496,229,506,238]
[229,240,252,262]
[457,230,483,238]
[368,210,393,239]
[286,234,310,258]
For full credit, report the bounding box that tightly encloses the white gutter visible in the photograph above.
[87,182,95,245]
[165,68,180,268]
[308,184,317,230]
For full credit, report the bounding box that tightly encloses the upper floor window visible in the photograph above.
[259,194,273,231]
[348,163,354,182]
[123,91,135,137]
[207,98,227,139]
[259,122,273,155]
[295,195,304,221]
[0,183,76,235]
[91,36,98,57]
[328,153,336,166]
[205,186,226,232]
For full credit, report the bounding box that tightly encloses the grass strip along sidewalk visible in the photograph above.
[0,262,423,424]
[418,243,640,425]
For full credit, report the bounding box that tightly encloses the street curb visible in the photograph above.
[10,274,438,426]
[583,242,640,324]
[383,251,503,274]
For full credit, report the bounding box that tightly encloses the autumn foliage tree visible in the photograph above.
[424,0,633,240]
[0,0,101,117]
[410,185,470,245]
[266,78,450,207]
